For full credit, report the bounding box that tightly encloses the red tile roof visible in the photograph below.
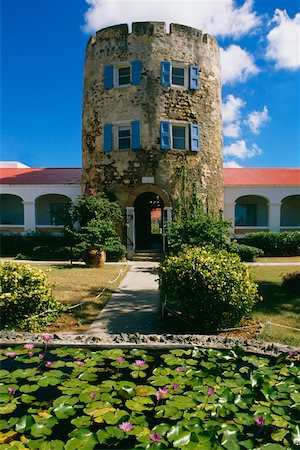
[0,168,82,185]
[223,168,300,186]
[1,167,299,187]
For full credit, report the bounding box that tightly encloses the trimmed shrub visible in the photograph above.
[105,242,127,261]
[167,215,230,255]
[0,261,65,332]
[245,231,300,256]
[282,271,300,295]
[226,243,264,262]
[159,246,261,331]
[0,234,71,259]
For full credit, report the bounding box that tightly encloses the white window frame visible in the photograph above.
[113,121,131,151]
[170,122,189,150]
[114,62,131,87]
[171,62,189,88]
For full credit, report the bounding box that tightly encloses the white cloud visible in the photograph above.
[222,94,245,137]
[223,123,241,138]
[83,0,261,38]
[220,45,259,84]
[223,140,262,159]
[222,94,245,123]
[223,160,243,168]
[245,106,270,134]
[266,9,300,70]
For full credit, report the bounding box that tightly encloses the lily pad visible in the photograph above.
[52,402,76,419]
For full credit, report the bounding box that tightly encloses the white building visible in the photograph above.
[0,162,299,239]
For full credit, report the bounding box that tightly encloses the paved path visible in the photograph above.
[88,261,163,335]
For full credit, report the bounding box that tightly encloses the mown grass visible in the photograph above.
[37,263,129,332]
[250,264,300,347]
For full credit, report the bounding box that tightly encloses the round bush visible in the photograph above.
[0,261,65,332]
[282,271,300,295]
[159,246,261,331]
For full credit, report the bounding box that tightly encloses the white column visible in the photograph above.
[224,203,235,238]
[23,201,36,233]
[126,207,135,260]
[269,202,281,232]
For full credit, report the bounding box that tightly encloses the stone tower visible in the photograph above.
[82,22,223,258]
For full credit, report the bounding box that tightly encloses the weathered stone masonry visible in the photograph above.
[82,22,223,256]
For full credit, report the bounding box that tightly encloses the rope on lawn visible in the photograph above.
[266,321,300,332]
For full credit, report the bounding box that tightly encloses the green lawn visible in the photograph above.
[250,264,300,347]
[37,263,129,332]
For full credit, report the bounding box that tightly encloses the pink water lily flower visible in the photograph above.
[24,343,35,350]
[135,359,146,367]
[76,361,84,366]
[28,351,34,357]
[43,335,53,343]
[89,392,96,399]
[117,356,125,363]
[45,361,53,368]
[119,422,134,432]
[172,383,179,391]
[6,352,16,358]
[175,366,184,372]
[156,387,169,400]
[38,353,45,359]
[207,388,215,396]
[255,416,265,427]
[150,432,162,443]
[7,388,16,395]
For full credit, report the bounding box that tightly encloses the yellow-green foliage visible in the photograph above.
[0,261,65,332]
[159,246,261,331]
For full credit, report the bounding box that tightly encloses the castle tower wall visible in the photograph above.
[82,22,223,255]
[82,22,223,210]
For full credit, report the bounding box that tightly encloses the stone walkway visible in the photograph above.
[88,261,163,335]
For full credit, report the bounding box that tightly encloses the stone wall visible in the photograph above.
[82,22,223,214]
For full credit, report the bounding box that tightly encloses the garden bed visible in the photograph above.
[0,336,299,449]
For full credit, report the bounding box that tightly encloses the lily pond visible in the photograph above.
[0,342,299,450]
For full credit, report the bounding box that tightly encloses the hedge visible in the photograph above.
[244,231,300,256]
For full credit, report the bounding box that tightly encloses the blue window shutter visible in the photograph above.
[131,60,142,85]
[161,61,171,86]
[160,121,171,150]
[103,124,112,152]
[131,121,141,150]
[190,124,200,151]
[189,65,199,89]
[104,65,114,89]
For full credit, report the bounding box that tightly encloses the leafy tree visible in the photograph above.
[66,193,126,262]
[167,167,230,254]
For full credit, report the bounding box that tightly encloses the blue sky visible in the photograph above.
[1,0,299,168]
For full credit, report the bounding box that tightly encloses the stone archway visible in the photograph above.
[125,185,172,259]
[134,192,164,251]
[126,184,172,208]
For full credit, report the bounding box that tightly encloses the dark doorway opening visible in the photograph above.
[134,192,164,250]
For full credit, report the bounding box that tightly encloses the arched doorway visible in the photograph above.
[134,192,164,250]
[281,195,300,228]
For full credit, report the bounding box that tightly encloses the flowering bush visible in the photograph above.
[0,262,65,332]
[0,345,299,449]
[159,246,261,331]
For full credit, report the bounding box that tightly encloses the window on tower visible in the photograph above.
[160,121,200,152]
[103,121,141,152]
[118,126,131,149]
[104,60,142,89]
[161,62,199,89]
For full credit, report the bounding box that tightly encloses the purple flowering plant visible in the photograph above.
[0,345,298,449]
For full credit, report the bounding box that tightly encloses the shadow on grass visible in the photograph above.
[254,280,300,315]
